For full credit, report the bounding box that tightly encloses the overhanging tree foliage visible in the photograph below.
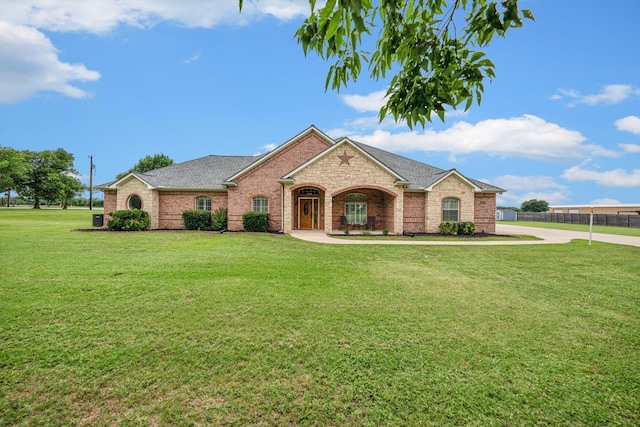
[240,0,534,128]
[116,154,174,180]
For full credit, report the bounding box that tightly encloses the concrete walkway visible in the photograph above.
[290,224,640,247]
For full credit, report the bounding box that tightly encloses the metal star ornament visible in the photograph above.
[337,150,353,166]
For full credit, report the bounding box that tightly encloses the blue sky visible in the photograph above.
[1,0,639,206]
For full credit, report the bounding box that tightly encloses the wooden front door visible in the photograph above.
[299,198,319,229]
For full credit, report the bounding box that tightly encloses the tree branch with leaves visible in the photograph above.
[240,0,533,128]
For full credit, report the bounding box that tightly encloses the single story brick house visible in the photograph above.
[98,126,504,234]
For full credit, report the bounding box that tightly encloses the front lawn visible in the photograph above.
[2,209,639,425]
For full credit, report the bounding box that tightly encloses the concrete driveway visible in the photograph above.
[290,224,640,247]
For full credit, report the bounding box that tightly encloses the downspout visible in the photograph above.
[281,184,285,233]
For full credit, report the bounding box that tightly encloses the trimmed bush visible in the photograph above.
[212,207,228,231]
[107,209,150,231]
[459,221,476,235]
[439,221,459,235]
[182,210,211,230]
[242,211,270,232]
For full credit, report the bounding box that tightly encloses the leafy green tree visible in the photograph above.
[59,174,84,209]
[240,0,534,128]
[116,154,174,180]
[17,149,78,209]
[0,147,29,207]
[520,199,549,212]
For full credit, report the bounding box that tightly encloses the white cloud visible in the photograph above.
[492,175,570,206]
[2,0,311,33]
[0,0,311,102]
[491,175,567,191]
[498,191,569,206]
[341,90,388,112]
[590,198,620,204]
[619,143,640,153]
[562,163,640,187]
[551,84,640,107]
[0,21,101,103]
[341,114,607,162]
[183,50,201,64]
[615,116,640,134]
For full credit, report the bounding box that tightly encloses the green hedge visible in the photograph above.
[107,209,150,231]
[182,210,212,230]
[459,221,476,235]
[439,221,476,236]
[242,212,270,232]
[212,207,228,231]
[439,221,459,235]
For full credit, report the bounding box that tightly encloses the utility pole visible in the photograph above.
[89,155,94,210]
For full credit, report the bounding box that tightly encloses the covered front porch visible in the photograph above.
[284,184,402,235]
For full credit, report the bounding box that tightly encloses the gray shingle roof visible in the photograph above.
[98,133,503,193]
[98,155,262,190]
[352,141,504,192]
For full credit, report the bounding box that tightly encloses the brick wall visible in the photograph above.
[474,193,497,233]
[102,190,117,226]
[403,192,426,233]
[227,132,332,231]
[158,191,228,229]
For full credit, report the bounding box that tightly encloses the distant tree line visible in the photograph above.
[0,146,85,208]
[498,199,549,213]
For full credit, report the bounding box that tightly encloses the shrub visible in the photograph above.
[107,209,150,231]
[362,230,371,236]
[439,221,459,235]
[242,212,270,232]
[459,221,476,235]
[212,207,228,231]
[182,210,211,230]
[382,228,389,236]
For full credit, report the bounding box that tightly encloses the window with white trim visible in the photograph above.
[195,196,211,211]
[442,198,459,222]
[252,196,268,212]
[345,193,367,225]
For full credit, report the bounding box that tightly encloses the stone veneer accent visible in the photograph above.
[287,142,403,234]
[425,175,475,233]
[114,178,160,229]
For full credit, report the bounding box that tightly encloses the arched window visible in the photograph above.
[298,188,319,195]
[127,194,142,210]
[252,196,268,212]
[345,193,367,225]
[442,198,459,222]
[195,196,211,211]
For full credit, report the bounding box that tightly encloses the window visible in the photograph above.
[195,196,211,211]
[298,188,319,195]
[252,196,268,212]
[442,198,459,222]
[345,193,367,225]
[128,194,142,210]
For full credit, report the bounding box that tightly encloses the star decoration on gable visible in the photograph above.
[337,150,353,166]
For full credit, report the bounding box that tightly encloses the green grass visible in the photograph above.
[2,209,639,425]
[500,220,640,237]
